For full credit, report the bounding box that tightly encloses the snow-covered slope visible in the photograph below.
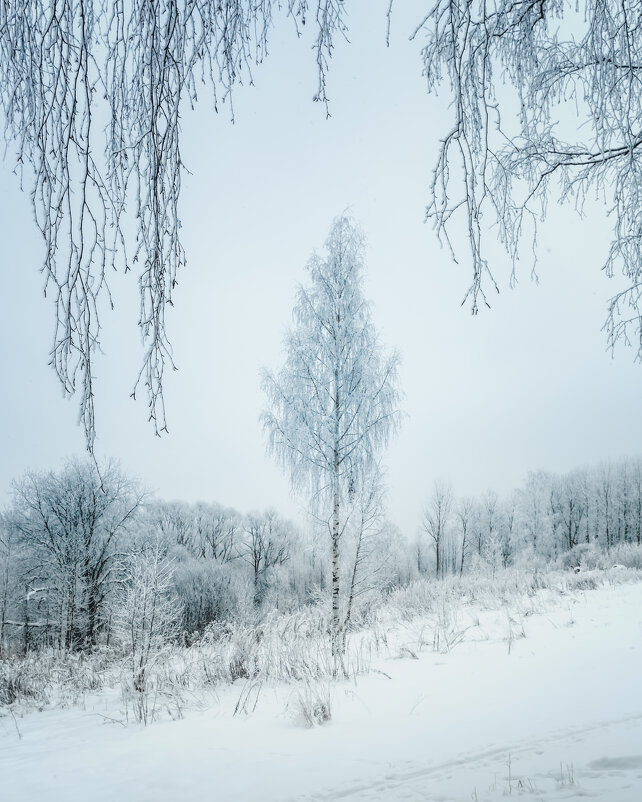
[2,578,641,801]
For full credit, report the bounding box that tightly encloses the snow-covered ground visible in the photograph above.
[2,576,642,801]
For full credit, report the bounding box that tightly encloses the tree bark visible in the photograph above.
[331,483,341,676]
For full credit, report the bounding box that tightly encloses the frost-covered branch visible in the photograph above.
[417,0,642,356]
[0,0,350,448]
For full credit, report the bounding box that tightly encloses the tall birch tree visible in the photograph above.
[262,215,401,671]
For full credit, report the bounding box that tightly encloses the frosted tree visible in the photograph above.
[114,540,182,724]
[241,509,293,607]
[550,472,586,553]
[416,1,642,355]
[455,496,475,576]
[515,470,553,558]
[422,480,453,578]
[10,459,143,649]
[0,0,349,449]
[193,503,242,563]
[262,215,401,670]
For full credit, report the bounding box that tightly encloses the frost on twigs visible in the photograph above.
[0,0,347,450]
[114,541,182,725]
[418,0,642,356]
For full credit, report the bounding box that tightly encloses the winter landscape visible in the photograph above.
[2,1,642,801]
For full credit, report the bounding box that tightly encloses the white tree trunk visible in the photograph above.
[331,480,341,676]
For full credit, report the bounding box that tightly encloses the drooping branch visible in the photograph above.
[417,0,642,358]
[0,0,350,449]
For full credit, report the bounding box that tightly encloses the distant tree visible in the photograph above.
[10,460,142,648]
[149,500,241,562]
[596,462,615,550]
[241,510,293,607]
[153,501,195,550]
[455,496,475,576]
[502,495,517,567]
[422,481,453,578]
[550,472,586,553]
[193,503,242,563]
[516,470,553,558]
[262,215,401,670]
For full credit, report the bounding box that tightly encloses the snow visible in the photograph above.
[2,578,642,801]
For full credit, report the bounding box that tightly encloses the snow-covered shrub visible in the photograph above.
[0,647,115,710]
[0,657,44,706]
[598,543,642,570]
[555,543,603,572]
[288,680,333,727]
[114,544,183,724]
[159,603,374,691]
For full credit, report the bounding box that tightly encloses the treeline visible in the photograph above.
[418,457,642,578]
[0,460,407,656]
[2,456,642,657]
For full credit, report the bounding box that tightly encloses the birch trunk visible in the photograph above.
[331,486,341,675]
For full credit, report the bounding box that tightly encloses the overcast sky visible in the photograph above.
[1,2,641,536]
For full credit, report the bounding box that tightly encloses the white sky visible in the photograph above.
[1,2,641,535]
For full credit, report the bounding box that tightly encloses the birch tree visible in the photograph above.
[262,215,401,670]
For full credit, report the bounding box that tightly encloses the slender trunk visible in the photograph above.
[331,484,341,675]
[87,582,98,647]
[342,515,364,658]
[0,555,9,656]
[253,562,263,608]
[66,577,75,650]
[459,530,466,577]
[331,361,342,676]
[435,537,440,578]
[23,583,30,655]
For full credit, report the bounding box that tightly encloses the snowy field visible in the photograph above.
[2,573,642,802]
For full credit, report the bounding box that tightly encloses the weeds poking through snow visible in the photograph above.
[556,762,575,787]
[233,680,263,717]
[2,565,641,727]
[288,680,333,728]
[505,611,526,655]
